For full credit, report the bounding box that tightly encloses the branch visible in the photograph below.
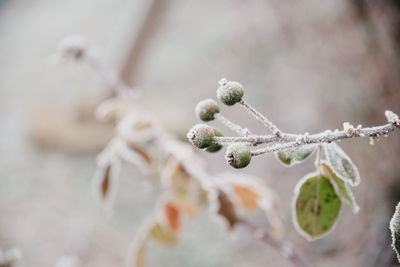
[214,119,400,155]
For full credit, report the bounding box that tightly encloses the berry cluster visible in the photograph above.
[187,79,251,168]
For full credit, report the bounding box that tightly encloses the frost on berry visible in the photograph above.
[187,124,215,149]
[225,144,251,168]
[217,78,244,106]
[195,98,220,121]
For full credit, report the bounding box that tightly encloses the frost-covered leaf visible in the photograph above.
[324,143,360,186]
[161,157,208,216]
[390,202,400,262]
[233,185,260,210]
[293,173,341,240]
[163,202,181,231]
[217,173,284,238]
[149,222,177,245]
[321,161,359,213]
[161,159,190,197]
[216,190,239,229]
[276,144,316,166]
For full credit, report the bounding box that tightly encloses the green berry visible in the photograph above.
[206,129,223,153]
[217,78,244,106]
[225,144,251,168]
[187,124,215,149]
[195,99,220,121]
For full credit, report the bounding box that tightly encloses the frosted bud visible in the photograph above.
[225,144,251,168]
[187,124,215,149]
[217,78,244,106]
[195,99,220,121]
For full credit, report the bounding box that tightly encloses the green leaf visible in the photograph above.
[320,161,359,213]
[276,144,316,166]
[390,202,400,263]
[293,173,341,240]
[323,143,360,186]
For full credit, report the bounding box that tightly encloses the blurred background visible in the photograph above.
[1,0,400,266]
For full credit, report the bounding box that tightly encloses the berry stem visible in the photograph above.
[238,99,283,137]
[214,113,251,136]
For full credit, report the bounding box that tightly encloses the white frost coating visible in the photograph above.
[385,110,400,126]
[323,143,360,187]
[216,79,244,105]
[291,172,341,241]
[390,202,400,262]
[320,161,360,214]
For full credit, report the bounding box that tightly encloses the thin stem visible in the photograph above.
[86,54,132,97]
[214,135,277,145]
[215,113,251,136]
[239,100,283,137]
[250,141,299,156]
[239,219,310,267]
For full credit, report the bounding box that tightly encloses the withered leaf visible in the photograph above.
[217,190,239,229]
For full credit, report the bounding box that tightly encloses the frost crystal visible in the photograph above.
[343,122,356,137]
[385,110,400,126]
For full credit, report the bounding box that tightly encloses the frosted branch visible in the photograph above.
[214,120,399,153]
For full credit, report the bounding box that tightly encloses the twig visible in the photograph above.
[239,219,310,267]
[239,100,283,137]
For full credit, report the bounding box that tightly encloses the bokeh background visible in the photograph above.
[1,0,400,266]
